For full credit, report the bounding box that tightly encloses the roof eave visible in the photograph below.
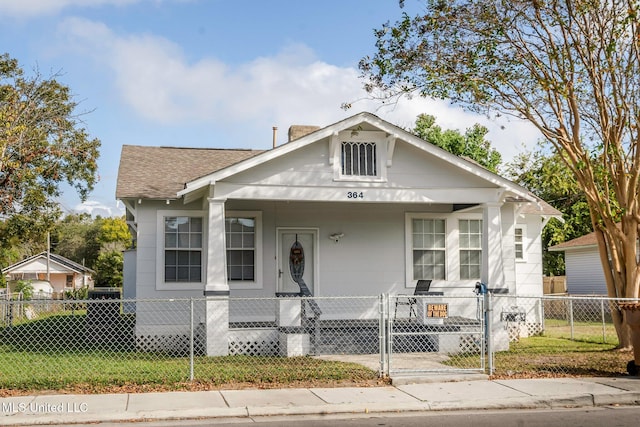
[548,243,597,252]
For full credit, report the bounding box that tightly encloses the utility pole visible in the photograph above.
[46,232,51,282]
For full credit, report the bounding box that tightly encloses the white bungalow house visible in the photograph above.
[2,252,95,296]
[116,112,560,355]
[549,231,607,295]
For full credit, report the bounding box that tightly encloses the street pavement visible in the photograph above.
[1,376,640,425]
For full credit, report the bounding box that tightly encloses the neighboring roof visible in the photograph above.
[2,252,96,275]
[549,222,628,252]
[549,231,597,251]
[116,146,264,199]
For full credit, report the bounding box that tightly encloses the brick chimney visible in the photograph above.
[288,125,320,142]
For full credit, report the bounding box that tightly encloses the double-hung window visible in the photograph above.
[459,219,482,280]
[411,218,446,280]
[225,216,256,281]
[164,216,202,282]
[515,227,524,260]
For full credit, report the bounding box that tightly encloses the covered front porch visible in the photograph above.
[202,199,513,300]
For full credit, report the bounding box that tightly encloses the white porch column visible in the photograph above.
[205,198,229,356]
[481,202,506,290]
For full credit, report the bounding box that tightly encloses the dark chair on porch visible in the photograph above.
[394,279,433,320]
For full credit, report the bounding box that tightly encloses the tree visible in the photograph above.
[96,217,131,253]
[505,143,597,275]
[359,1,640,354]
[93,251,123,288]
[413,114,502,172]
[0,53,100,225]
[51,213,101,268]
[53,215,130,288]
[93,217,130,287]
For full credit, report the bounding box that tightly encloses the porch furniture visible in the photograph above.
[394,279,433,319]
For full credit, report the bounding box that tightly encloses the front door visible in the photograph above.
[277,229,316,295]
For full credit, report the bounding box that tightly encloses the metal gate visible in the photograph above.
[384,294,486,376]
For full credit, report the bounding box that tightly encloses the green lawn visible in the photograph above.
[445,319,632,378]
[1,309,633,393]
[543,318,619,344]
[491,335,630,378]
[490,318,632,378]
[0,310,379,394]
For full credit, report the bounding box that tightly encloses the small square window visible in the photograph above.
[341,141,377,176]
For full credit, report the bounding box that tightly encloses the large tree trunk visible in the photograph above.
[612,306,632,350]
[593,225,636,350]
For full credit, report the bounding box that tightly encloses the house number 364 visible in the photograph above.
[347,191,364,199]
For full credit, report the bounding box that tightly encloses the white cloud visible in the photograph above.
[0,0,141,17]
[73,200,124,218]
[59,17,542,161]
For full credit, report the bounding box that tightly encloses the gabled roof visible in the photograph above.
[176,112,537,203]
[2,252,96,275]
[549,232,597,251]
[548,222,628,252]
[116,146,264,199]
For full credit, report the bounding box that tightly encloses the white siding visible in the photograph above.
[226,200,412,297]
[565,248,607,295]
[134,200,208,301]
[514,215,544,296]
[224,136,497,192]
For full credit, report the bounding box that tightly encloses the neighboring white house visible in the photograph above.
[116,112,560,355]
[2,252,95,296]
[549,231,607,295]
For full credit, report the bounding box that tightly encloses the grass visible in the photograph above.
[543,318,619,343]
[1,309,634,394]
[490,318,632,378]
[0,350,380,394]
[445,318,633,378]
[492,335,631,378]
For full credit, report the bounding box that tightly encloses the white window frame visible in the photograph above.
[156,209,206,291]
[515,225,527,262]
[341,141,377,177]
[409,217,447,282]
[332,130,388,182]
[405,212,483,287]
[226,210,262,290]
[459,218,483,280]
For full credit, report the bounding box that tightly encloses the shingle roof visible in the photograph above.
[116,145,264,199]
[549,223,624,251]
[2,252,96,275]
[548,232,596,251]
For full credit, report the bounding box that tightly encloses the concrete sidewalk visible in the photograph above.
[1,377,640,425]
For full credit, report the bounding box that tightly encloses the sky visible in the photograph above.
[1,0,542,218]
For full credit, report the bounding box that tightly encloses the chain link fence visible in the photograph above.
[0,293,637,391]
[388,294,485,375]
[490,295,636,378]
